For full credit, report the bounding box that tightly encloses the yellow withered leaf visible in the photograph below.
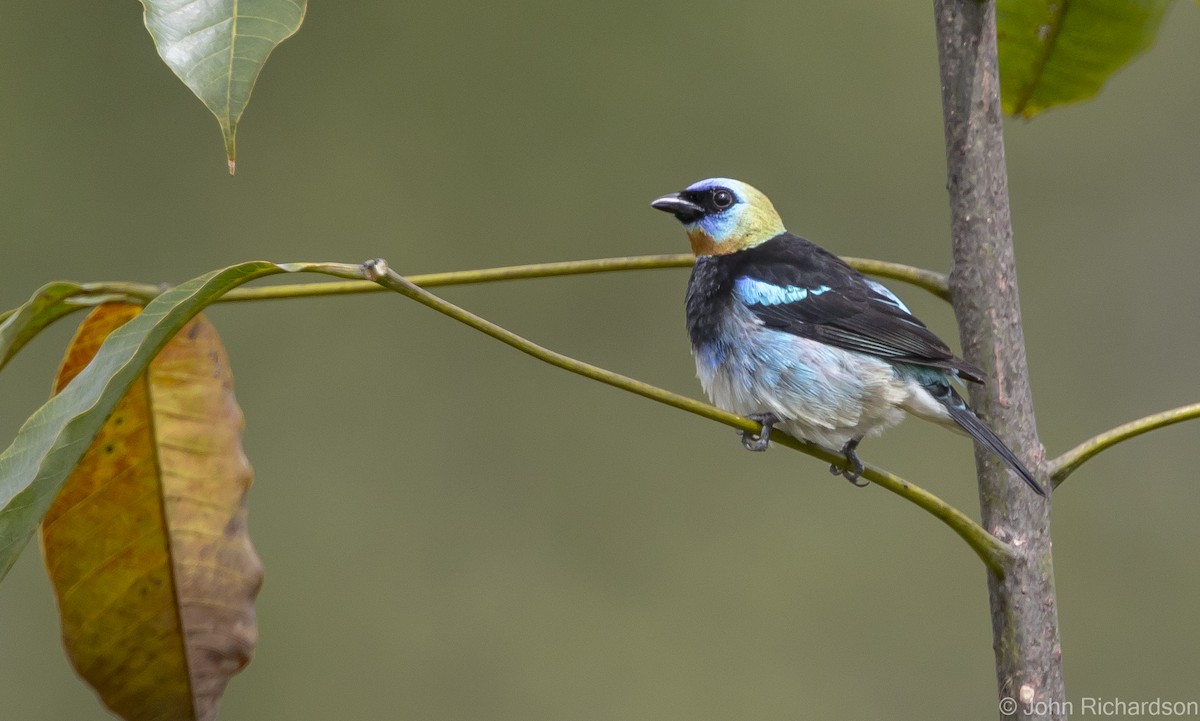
[41,304,262,721]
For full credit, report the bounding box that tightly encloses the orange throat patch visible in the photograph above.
[686,228,718,256]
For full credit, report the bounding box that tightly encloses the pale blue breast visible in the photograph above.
[693,303,882,433]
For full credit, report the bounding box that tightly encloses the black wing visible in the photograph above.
[728,233,984,382]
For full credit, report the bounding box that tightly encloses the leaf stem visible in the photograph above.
[1049,402,1200,487]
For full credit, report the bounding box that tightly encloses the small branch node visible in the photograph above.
[361,258,390,281]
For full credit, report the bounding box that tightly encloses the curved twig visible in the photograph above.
[0,256,990,566]
[1049,402,1200,487]
[329,258,1009,574]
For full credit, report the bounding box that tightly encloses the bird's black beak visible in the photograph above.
[651,192,705,224]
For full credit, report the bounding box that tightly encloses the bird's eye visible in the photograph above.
[712,189,735,209]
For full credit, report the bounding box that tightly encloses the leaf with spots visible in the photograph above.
[141,0,308,173]
[42,305,262,721]
[997,0,1171,118]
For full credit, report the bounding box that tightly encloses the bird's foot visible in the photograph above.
[740,413,782,452]
[828,438,868,487]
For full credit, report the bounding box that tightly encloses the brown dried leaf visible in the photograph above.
[42,304,262,721]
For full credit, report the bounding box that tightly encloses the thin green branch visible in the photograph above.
[240,254,945,300]
[2,254,948,324]
[1049,402,1200,487]
[221,254,949,302]
[326,258,1007,574]
[842,257,950,300]
[220,254,697,302]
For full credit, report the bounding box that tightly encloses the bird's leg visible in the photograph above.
[740,413,782,452]
[828,438,868,487]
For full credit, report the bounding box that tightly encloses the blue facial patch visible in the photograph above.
[735,277,831,306]
[680,178,751,244]
[695,207,741,243]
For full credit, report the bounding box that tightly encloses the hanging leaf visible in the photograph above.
[140,0,308,173]
[42,306,261,721]
[0,261,280,581]
[997,0,1172,118]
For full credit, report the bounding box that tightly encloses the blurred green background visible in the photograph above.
[2,2,1199,719]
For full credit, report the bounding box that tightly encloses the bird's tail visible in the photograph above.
[936,387,1047,497]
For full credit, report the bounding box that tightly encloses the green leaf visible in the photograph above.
[0,262,282,582]
[140,0,308,173]
[0,282,83,373]
[998,0,1173,118]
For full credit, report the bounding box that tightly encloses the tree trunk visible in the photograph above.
[932,2,1066,719]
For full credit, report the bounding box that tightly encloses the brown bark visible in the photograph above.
[933,2,1066,719]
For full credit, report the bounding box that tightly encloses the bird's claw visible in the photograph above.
[828,438,868,487]
[740,413,781,452]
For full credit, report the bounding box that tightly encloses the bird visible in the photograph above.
[650,177,1046,497]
